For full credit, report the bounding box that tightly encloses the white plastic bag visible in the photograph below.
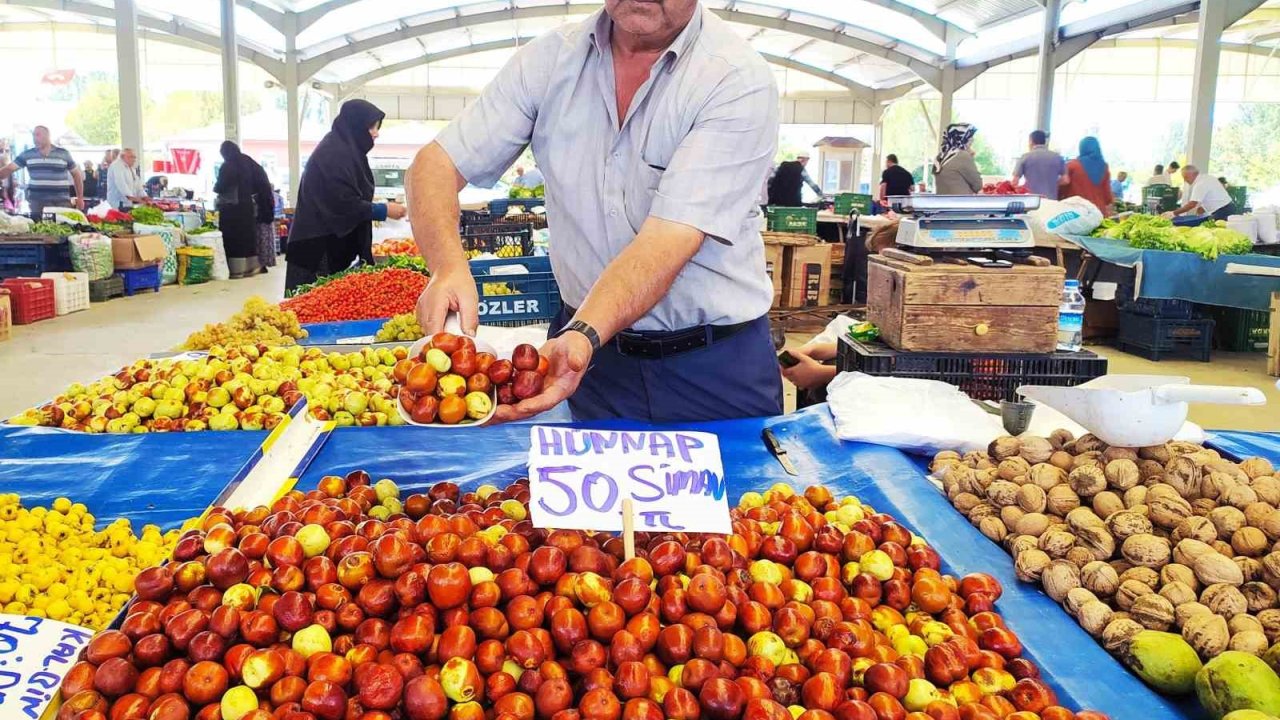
[89,201,113,219]
[68,233,115,281]
[188,230,230,281]
[1028,196,1103,240]
[826,372,1002,454]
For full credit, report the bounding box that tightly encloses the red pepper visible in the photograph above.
[280,268,429,324]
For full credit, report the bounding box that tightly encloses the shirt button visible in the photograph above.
[610,209,618,217]
[613,152,620,159]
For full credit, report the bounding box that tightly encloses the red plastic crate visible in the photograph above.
[2,278,56,324]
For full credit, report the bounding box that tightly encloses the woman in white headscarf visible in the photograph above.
[933,123,982,195]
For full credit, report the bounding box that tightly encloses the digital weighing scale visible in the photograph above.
[888,194,1040,252]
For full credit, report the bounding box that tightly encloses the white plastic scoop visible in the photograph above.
[1017,375,1266,447]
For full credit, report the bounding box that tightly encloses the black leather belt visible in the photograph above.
[564,307,753,359]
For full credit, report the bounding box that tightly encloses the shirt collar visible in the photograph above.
[589,4,704,72]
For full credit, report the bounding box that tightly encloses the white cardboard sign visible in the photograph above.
[527,426,730,534]
[0,615,94,720]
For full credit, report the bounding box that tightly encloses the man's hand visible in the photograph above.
[491,332,592,423]
[1161,211,1176,219]
[781,349,835,391]
[415,267,480,336]
[74,197,84,211]
[386,202,407,220]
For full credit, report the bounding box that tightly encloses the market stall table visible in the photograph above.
[4,406,1266,718]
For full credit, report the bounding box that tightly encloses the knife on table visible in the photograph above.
[762,428,798,476]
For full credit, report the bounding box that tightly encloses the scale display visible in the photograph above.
[895,217,1034,250]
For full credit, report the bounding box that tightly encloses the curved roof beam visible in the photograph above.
[5,0,285,80]
[324,35,879,104]
[298,3,943,87]
[857,0,974,42]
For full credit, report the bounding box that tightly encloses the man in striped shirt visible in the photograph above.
[0,126,85,219]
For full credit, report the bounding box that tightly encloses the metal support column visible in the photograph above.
[284,11,302,204]
[115,0,145,161]
[1034,0,1063,133]
[937,28,959,149]
[870,105,885,187]
[220,0,241,144]
[1186,0,1227,169]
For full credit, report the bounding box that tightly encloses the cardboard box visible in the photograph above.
[763,243,784,308]
[781,244,832,309]
[112,234,166,270]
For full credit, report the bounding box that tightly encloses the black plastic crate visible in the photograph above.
[460,210,492,227]
[835,336,1108,401]
[1116,311,1214,362]
[1114,282,1193,319]
[0,240,71,279]
[1203,306,1270,352]
[461,225,533,258]
[89,275,125,302]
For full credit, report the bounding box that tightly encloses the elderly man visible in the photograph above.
[1167,165,1235,221]
[107,148,147,209]
[0,126,84,218]
[407,0,780,423]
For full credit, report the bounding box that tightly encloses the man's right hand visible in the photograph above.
[415,266,480,336]
[386,202,408,220]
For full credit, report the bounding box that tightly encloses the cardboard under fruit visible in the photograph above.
[111,234,166,269]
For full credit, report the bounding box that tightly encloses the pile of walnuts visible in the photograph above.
[933,431,1280,664]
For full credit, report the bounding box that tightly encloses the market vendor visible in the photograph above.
[0,125,85,218]
[407,0,781,423]
[1165,164,1235,221]
[106,148,147,209]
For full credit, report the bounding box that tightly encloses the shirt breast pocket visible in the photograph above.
[623,162,665,235]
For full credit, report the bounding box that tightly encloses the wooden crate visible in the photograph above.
[1269,292,1279,377]
[763,243,784,309]
[781,244,832,309]
[867,256,1065,353]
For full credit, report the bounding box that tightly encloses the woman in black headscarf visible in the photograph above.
[285,100,406,291]
[214,141,261,278]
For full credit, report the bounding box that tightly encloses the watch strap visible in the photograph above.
[557,320,601,353]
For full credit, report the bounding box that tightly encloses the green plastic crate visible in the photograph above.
[1142,184,1180,212]
[833,193,873,215]
[1228,185,1249,212]
[766,206,818,234]
[1207,306,1269,352]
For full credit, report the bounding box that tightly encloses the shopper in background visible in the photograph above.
[213,141,262,279]
[768,154,823,206]
[0,140,14,213]
[1167,164,1235,220]
[271,186,285,217]
[1062,136,1114,216]
[145,175,168,198]
[286,100,406,292]
[106,148,146,209]
[0,125,85,218]
[1010,129,1067,199]
[1146,163,1171,186]
[878,154,914,205]
[82,162,98,205]
[933,123,982,195]
[97,150,117,199]
[1111,171,1129,202]
[512,165,544,189]
[249,156,276,273]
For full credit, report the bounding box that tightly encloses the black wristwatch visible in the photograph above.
[555,320,602,353]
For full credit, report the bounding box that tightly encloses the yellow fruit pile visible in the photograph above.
[375,313,424,343]
[464,245,526,260]
[0,494,189,629]
[182,297,309,351]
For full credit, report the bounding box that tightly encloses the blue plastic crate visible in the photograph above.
[487,198,545,216]
[115,264,162,296]
[470,256,560,327]
[0,240,71,279]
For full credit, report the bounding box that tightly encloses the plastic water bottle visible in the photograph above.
[1057,279,1085,352]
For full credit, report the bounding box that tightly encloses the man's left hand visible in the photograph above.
[491,331,593,423]
[781,350,830,391]
[74,197,85,211]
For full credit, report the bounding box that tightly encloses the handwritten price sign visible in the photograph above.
[527,427,731,534]
[0,615,94,720]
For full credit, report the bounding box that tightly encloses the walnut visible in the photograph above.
[1038,530,1076,559]
[1229,614,1264,636]
[978,516,1007,543]
[1001,506,1025,532]
[1042,560,1082,603]
[1007,534,1040,557]
[1213,540,1236,557]
[1253,476,1280,506]
[1077,600,1114,637]
[1103,447,1139,464]
[1166,456,1203,498]
[998,457,1032,482]
[1140,444,1173,464]
[1176,602,1213,629]
[1066,546,1096,568]
[1025,464,1065,491]
[1223,484,1260,511]
[1115,579,1154,611]
[953,493,983,515]
[1230,630,1270,656]
[931,450,962,471]
[1261,552,1280,589]
[1076,434,1107,454]
[1202,583,1249,617]
[1149,491,1195,530]
[1014,513,1050,538]
[1241,582,1278,614]
[1065,587,1099,617]
[1104,459,1140,491]
[1111,610,1134,624]
[1125,485,1150,508]
[1121,566,1161,590]
[986,481,1020,508]
[1209,507,1247,539]
[1192,498,1219,517]
[1075,523,1117,561]
[1159,581,1198,607]
[1137,460,1166,482]
[1045,485,1080,516]
[1014,549,1052,583]
[1234,527,1270,558]
[1018,436,1053,465]
[1200,471,1240,503]
[1182,612,1230,657]
[1074,453,1105,474]
[1109,512,1154,542]
[1111,559,1135,576]
[1174,539,1218,567]
[1168,441,1207,456]
[969,503,998,524]
[1016,484,1048,514]
[1130,593,1176,631]
[1121,534,1172,569]
[1049,451,1075,471]
[1244,502,1275,531]
[1258,608,1280,643]
[1195,552,1246,586]
[1262,511,1280,542]
[1092,492,1126,520]
[1082,561,1120,596]
[1237,556,1263,584]
[989,436,1022,461]
[1066,507,1105,531]
[964,450,994,469]
[1161,564,1200,592]
[1241,457,1276,480]
[1102,618,1145,655]
[1173,516,1218,544]
[1069,466,1108,498]
[1049,428,1075,450]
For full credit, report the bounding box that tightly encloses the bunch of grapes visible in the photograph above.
[374,313,424,343]
[182,297,309,350]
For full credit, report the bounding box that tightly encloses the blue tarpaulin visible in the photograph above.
[1062,235,1280,311]
[0,407,1202,717]
[1211,430,1280,465]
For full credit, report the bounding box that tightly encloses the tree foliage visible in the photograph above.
[66,81,123,145]
[1211,103,1280,191]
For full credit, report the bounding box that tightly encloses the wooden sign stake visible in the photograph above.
[621,498,636,561]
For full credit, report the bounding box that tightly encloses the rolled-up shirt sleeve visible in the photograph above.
[649,71,779,243]
[435,34,558,188]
